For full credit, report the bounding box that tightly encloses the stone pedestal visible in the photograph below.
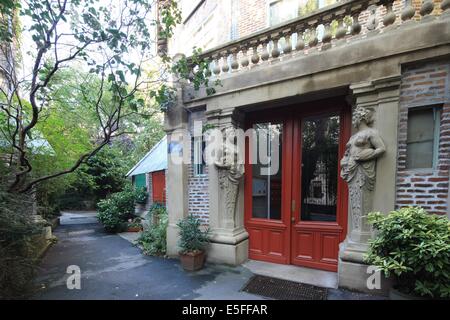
[205,108,249,265]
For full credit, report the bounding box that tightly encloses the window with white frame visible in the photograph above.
[193,136,206,175]
[268,0,337,26]
[406,105,442,169]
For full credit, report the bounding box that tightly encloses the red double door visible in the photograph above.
[244,100,350,272]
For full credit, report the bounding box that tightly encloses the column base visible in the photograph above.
[206,227,249,265]
[338,238,393,296]
[338,259,392,296]
[166,224,180,257]
[206,239,249,266]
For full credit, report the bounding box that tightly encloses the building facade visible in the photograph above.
[164,0,450,294]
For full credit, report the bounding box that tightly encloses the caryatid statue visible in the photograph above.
[214,127,244,228]
[340,106,386,232]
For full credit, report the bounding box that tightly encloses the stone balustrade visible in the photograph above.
[185,0,449,79]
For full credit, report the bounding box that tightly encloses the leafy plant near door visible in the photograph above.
[177,215,209,271]
[365,207,450,299]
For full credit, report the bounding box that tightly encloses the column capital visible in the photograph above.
[349,75,401,108]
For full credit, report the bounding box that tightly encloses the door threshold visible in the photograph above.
[243,260,338,289]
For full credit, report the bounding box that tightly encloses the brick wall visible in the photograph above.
[188,164,210,225]
[188,110,210,225]
[237,0,267,38]
[396,60,450,216]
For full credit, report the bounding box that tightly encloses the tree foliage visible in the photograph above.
[0,0,182,194]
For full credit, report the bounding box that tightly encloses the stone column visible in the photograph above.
[205,107,249,265]
[338,75,401,295]
[164,86,190,257]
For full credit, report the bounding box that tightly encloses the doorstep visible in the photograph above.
[243,260,338,289]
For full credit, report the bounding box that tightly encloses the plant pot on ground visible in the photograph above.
[126,217,143,232]
[177,215,209,271]
[365,207,450,300]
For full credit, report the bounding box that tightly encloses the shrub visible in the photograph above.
[97,185,136,232]
[135,187,148,204]
[177,215,209,254]
[137,212,168,256]
[365,207,450,298]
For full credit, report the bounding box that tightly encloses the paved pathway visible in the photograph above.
[33,211,385,300]
[33,212,261,300]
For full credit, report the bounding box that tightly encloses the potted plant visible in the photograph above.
[177,215,209,271]
[148,203,166,225]
[127,217,143,232]
[365,207,450,300]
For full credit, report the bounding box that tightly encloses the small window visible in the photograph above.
[193,136,206,176]
[406,106,441,169]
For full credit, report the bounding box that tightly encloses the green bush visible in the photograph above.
[97,185,136,232]
[177,215,209,254]
[365,207,450,298]
[137,212,168,256]
[135,187,148,204]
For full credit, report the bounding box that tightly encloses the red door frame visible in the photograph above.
[152,170,166,204]
[244,98,350,271]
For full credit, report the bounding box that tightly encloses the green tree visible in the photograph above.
[0,0,182,194]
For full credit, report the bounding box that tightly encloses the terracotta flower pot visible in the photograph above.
[127,226,143,232]
[179,250,206,271]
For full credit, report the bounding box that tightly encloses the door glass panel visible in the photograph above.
[301,115,340,222]
[252,123,283,220]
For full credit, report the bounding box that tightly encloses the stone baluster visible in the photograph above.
[383,1,396,30]
[205,60,212,78]
[295,28,305,52]
[401,0,416,23]
[240,48,250,68]
[365,5,379,33]
[212,55,221,76]
[442,0,450,15]
[282,33,292,55]
[351,11,362,35]
[251,45,260,65]
[221,53,230,73]
[420,0,435,21]
[335,17,347,42]
[260,41,270,61]
[230,51,239,71]
[307,25,318,50]
[271,37,281,59]
[322,21,332,50]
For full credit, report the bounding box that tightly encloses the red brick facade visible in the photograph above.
[237,0,267,38]
[396,60,450,215]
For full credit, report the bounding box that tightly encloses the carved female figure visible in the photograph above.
[341,106,386,190]
[340,106,386,232]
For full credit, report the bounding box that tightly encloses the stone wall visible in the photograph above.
[397,60,450,216]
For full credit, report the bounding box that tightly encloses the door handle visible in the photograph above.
[291,199,296,212]
[291,216,295,223]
